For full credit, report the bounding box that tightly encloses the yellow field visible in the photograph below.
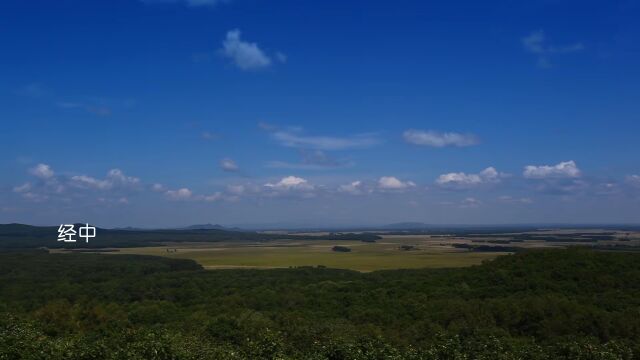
[103,235,504,272]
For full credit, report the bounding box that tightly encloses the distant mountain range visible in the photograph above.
[176,224,242,231]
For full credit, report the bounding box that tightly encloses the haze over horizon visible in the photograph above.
[2,0,639,228]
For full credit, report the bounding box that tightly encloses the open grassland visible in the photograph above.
[55,230,640,271]
[101,236,502,271]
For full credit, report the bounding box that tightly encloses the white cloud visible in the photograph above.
[226,184,245,195]
[16,83,48,98]
[338,181,364,195]
[152,183,165,192]
[165,188,193,200]
[522,30,584,68]
[498,195,533,204]
[378,176,416,190]
[461,197,481,208]
[71,169,140,190]
[523,161,581,179]
[275,52,287,63]
[220,158,239,172]
[266,149,351,170]
[436,167,505,188]
[201,131,219,140]
[272,129,379,150]
[264,176,314,191]
[141,0,227,7]
[22,192,48,202]
[107,169,140,186]
[71,175,111,190]
[29,163,54,179]
[201,192,223,202]
[13,183,31,193]
[626,175,640,187]
[403,130,479,147]
[56,101,111,117]
[221,29,272,70]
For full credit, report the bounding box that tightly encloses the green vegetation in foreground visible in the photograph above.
[110,241,499,271]
[1,248,640,359]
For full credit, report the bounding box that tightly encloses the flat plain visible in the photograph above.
[53,229,640,272]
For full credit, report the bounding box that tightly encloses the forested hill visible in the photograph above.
[1,248,639,358]
[0,223,381,249]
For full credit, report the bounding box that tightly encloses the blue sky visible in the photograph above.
[1,0,639,228]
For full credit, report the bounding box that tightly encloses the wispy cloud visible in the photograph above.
[498,195,533,204]
[17,83,116,116]
[523,161,581,179]
[266,150,352,170]
[220,158,239,172]
[201,131,219,141]
[141,0,229,8]
[338,181,366,195]
[56,102,111,117]
[403,130,479,147]
[522,30,584,68]
[15,83,48,98]
[220,29,280,70]
[29,163,55,179]
[272,129,380,150]
[626,175,640,187]
[460,197,482,208]
[71,169,140,190]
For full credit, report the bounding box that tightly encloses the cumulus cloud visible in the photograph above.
[403,130,479,147]
[221,29,273,70]
[272,129,379,150]
[436,167,505,188]
[378,176,416,190]
[338,181,365,195]
[522,30,584,68]
[264,176,314,191]
[29,163,54,179]
[523,161,581,179]
[220,158,239,172]
[165,188,193,200]
[15,164,141,203]
[71,169,140,190]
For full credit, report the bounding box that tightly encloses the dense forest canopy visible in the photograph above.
[1,248,640,359]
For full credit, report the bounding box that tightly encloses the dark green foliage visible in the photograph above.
[0,224,382,249]
[332,246,352,252]
[1,248,639,358]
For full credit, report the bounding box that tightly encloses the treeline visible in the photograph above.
[1,248,640,358]
[0,224,381,249]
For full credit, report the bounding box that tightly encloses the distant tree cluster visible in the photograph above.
[332,245,352,252]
